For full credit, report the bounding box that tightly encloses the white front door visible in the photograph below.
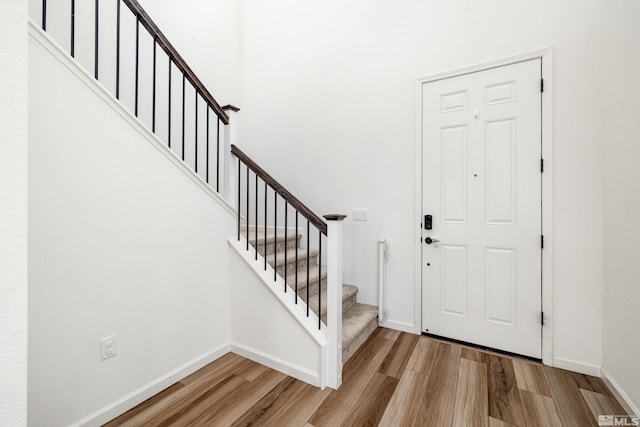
[421,59,542,358]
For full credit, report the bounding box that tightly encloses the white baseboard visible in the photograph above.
[230,341,320,387]
[69,343,231,427]
[378,319,417,334]
[552,356,602,377]
[601,368,640,417]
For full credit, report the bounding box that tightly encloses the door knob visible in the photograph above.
[425,237,440,247]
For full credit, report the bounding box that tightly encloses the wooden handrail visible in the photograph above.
[122,0,229,124]
[231,145,328,235]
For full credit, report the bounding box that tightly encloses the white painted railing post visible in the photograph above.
[222,105,240,208]
[324,214,346,389]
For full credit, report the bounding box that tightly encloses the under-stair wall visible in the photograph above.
[229,239,326,387]
[28,21,236,427]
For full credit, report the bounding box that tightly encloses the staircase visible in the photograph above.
[34,0,377,392]
[246,230,378,363]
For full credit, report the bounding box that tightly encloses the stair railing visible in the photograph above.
[231,144,345,389]
[35,0,344,389]
[35,0,232,196]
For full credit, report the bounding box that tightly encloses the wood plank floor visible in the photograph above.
[104,328,629,426]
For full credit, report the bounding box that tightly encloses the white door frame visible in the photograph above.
[413,48,553,365]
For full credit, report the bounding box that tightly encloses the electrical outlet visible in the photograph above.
[353,208,368,221]
[100,335,117,361]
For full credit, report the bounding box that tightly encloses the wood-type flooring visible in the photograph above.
[104,328,629,426]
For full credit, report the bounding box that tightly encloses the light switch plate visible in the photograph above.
[101,335,117,361]
[353,209,368,221]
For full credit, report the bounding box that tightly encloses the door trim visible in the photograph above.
[413,48,553,365]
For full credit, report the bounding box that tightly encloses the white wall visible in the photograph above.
[602,0,640,413]
[239,0,605,369]
[137,0,241,107]
[28,30,234,426]
[0,0,28,425]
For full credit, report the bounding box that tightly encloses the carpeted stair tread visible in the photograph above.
[305,284,358,318]
[342,303,378,349]
[266,247,319,267]
[284,265,327,297]
[285,265,326,285]
[243,231,300,246]
[242,230,301,257]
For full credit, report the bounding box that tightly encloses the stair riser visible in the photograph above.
[343,317,378,364]
[274,255,317,277]
[320,292,357,323]
[342,292,357,314]
[286,277,326,299]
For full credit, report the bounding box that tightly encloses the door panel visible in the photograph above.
[485,118,517,224]
[441,126,468,223]
[421,59,542,358]
[441,244,468,317]
[485,247,517,326]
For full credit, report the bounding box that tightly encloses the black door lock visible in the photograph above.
[424,215,432,230]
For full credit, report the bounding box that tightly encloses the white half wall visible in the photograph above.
[229,239,324,387]
[0,1,28,425]
[28,28,234,427]
[239,0,605,369]
[601,0,640,414]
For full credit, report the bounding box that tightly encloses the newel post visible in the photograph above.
[222,105,240,208]
[324,214,346,389]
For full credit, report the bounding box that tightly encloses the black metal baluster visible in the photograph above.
[134,17,139,117]
[167,56,172,147]
[295,212,299,304]
[318,229,322,329]
[274,192,278,281]
[94,0,99,79]
[194,91,198,172]
[42,0,47,30]
[246,166,249,251]
[306,220,310,317]
[254,173,258,260]
[70,0,75,57]
[181,75,185,160]
[115,0,120,98]
[237,158,241,241]
[216,118,220,192]
[284,201,288,293]
[205,107,209,183]
[152,36,156,132]
[264,182,267,270]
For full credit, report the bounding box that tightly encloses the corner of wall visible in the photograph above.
[0,0,29,424]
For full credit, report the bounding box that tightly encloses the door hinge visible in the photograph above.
[541,235,544,249]
[540,158,544,173]
[541,79,544,93]
[541,311,545,326]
